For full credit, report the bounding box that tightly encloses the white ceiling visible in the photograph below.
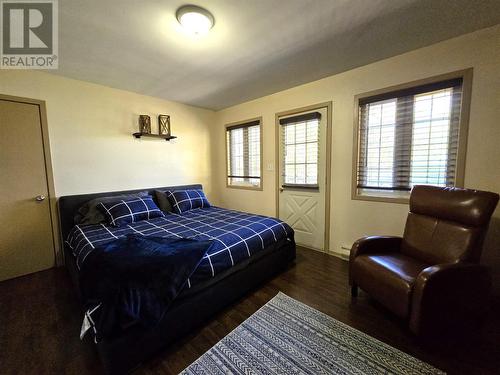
[53,0,500,110]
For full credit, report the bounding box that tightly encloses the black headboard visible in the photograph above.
[58,184,203,243]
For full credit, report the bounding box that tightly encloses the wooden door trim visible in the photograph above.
[275,101,332,252]
[0,93,59,266]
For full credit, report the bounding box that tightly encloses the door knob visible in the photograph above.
[279,187,284,193]
[35,195,46,202]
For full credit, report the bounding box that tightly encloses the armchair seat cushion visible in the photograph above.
[352,254,429,317]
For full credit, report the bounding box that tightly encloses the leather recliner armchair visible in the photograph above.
[349,185,499,337]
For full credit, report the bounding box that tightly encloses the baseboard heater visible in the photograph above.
[330,246,350,261]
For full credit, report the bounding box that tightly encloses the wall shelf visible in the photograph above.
[132,132,177,141]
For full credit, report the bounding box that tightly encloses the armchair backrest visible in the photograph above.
[401,185,499,265]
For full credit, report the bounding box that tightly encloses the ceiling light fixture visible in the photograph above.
[176,5,214,35]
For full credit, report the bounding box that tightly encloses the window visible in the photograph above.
[353,71,471,202]
[280,112,321,188]
[226,118,262,189]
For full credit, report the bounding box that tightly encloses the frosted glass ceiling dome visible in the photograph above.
[176,5,215,35]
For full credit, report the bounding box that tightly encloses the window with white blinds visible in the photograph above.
[226,119,261,188]
[280,112,321,188]
[355,77,465,196]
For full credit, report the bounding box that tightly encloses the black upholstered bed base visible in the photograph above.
[58,184,296,374]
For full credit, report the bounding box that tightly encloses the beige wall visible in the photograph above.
[0,71,215,263]
[0,71,215,198]
[211,26,500,291]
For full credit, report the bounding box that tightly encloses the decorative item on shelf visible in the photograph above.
[139,115,151,134]
[133,113,177,141]
[158,114,171,136]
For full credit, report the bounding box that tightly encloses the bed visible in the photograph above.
[58,184,296,374]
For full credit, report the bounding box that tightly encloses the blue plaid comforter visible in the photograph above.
[66,207,294,288]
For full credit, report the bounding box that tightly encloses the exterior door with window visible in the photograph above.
[278,108,327,251]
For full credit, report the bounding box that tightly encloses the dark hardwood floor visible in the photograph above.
[1,247,499,375]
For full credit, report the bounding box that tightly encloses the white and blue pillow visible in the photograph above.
[97,196,164,227]
[166,189,211,214]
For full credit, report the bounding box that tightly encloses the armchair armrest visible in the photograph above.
[349,236,402,261]
[349,236,402,286]
[410,263,492,337]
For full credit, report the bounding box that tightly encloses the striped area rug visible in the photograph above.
[181,292,444,374]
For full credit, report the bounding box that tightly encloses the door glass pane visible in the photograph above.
[306,142,318,163]
[285,144,295,164]
[295,143,306,164]
[306,121,318,141]
[306,164,318,184]
[281,118,319,186]
[285,164,295,184]
[295,164,306,184]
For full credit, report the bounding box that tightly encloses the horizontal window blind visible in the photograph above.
[226,120,261,187]
[357,78,463,191]
[280,112,321,188]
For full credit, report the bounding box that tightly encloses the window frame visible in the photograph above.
[351,69,473,204]
[225,117,263,191]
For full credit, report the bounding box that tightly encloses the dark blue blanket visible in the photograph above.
[68,207,294,289]
[79,235,212,341]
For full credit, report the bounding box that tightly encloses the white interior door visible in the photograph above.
[278,107,327,251]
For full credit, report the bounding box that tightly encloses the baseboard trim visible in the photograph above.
[330,250,350,261]
[297,244,350,262]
